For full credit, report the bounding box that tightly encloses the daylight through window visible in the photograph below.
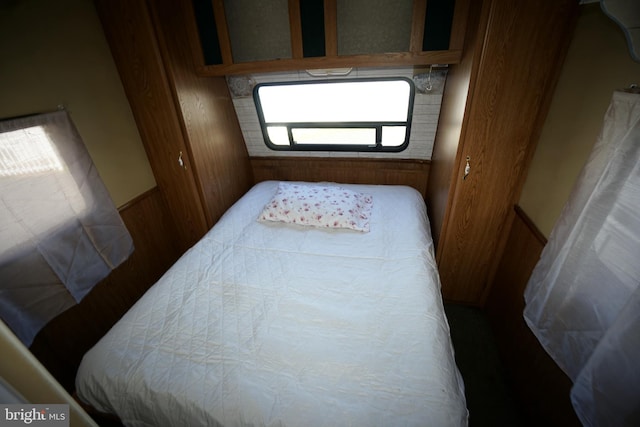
[254,78,414,152]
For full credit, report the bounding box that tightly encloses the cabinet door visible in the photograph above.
[96,0,209,252]
[436,0,578,304]
[224,0,292,63]
[190,0,469,75]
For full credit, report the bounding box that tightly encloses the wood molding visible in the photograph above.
[211,0,233,64]
[448,0,471,51]
[288,0,303,59]
[323,0,338,57]
[485,205,579,427]
[30,187,181,392]
[251,157,431,197]
[116,186,158,211]
[409,0,427,53]
[195,50,463,76]
[513,204,547,246]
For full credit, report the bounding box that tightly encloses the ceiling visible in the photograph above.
[597,0,640,62]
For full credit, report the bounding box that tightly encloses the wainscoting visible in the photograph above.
[250,157,431,197]
[29,187,181,392]
[485,205,580,427]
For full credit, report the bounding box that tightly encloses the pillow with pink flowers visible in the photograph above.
[258,182,373,232]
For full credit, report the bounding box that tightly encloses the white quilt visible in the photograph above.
[76,181,468,427]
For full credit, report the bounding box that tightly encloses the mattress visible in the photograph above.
[75,181,468,427]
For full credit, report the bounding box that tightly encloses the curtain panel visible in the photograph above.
[0,111,133,346]
[524,90,640,427]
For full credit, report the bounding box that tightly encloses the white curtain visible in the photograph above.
[0,111,133,346]
[524,90,640,427]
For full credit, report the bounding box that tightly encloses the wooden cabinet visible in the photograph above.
[148,1,254,227]
[95,0,209,253]
[188,0,470,76]
[426,0,579,305]
[95,0,253,253]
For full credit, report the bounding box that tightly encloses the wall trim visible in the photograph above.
[117,186,160,211]
[485,203,579,426]
[514,204,547,246]
[250,156,431,197]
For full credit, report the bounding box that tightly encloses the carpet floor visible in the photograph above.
[444,304,525,427]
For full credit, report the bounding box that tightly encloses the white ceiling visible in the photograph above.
[585,0,640,62]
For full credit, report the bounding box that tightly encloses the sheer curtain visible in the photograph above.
[0,111,133,346]
[524,90,640,427]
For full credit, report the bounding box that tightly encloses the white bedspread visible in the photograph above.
[76,181,468,426]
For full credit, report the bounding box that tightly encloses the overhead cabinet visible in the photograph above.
[190,0,469,75]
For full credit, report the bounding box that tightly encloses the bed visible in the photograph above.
[75,181,468,426]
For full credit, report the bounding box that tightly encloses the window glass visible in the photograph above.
[254,78,414,152]
[292,128,375,146]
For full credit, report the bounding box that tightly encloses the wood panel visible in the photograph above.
[288,0,303,59]
[149,0,253,228]
[323,0,338,57]
[425,0,486,249]
[251,157,430,197]
[409,0,428,53]
[211,0,234,65]
[196,50,463,76]
[30,187,181,392]
[448,0,471,51]
[95,0,208,252]
[485,206,580,427]
[435,0,579,305]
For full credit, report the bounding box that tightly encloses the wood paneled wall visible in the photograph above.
[251,157,431,197]
[95,0,211,252]
[425,0,485,249]
[30,188,181,392]
[148,0,253,227]
[485,206,580,427]
[429,0,579,305]
[95,0,253,247]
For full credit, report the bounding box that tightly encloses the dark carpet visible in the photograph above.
[444,304,524,427]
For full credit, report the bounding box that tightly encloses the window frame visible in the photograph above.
[253,77,415,153]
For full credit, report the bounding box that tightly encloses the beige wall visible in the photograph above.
[519,4,640,237]
[0,0,155,206]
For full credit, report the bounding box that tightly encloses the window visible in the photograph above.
[0,125,86,246]
[253,78,415,152]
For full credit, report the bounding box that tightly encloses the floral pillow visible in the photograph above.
[258,183,373,232]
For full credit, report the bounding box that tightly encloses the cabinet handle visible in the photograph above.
[178,151,187,170]
[464,156,470,180]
